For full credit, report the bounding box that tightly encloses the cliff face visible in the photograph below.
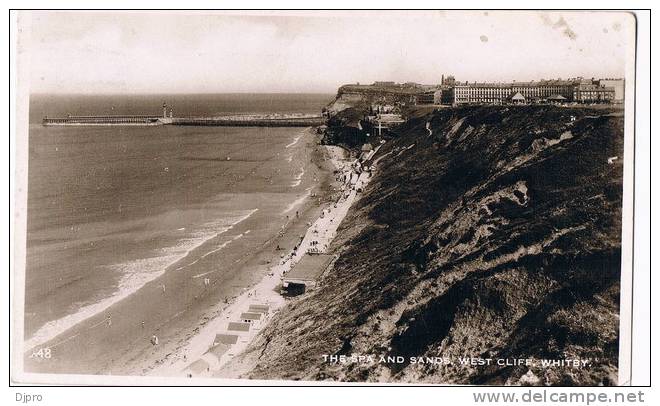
[326,84,420,114]
[323,85,416,149]
[234,105,624,385]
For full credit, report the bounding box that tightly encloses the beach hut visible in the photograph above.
[248,304,270,314]
[185,359,210,377]
[206,343,231,360]
[213,334,239,346]
[227,322,251,332]
[240,312,262,323]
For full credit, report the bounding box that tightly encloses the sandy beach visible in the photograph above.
[22,127,339,376]
[143,144,379,380]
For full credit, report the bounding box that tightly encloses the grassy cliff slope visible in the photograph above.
[230,105,624,385]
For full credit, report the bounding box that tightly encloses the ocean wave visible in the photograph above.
[282,189,311,214]
[285,133,303,149]
[291,167,305,187]
[24,209,258,352]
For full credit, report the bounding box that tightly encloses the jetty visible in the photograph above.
[42,111,326,127]
[42,115,166,126]
[171,116,325,127]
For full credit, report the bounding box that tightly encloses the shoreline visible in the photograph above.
[211,143,382,380]
[22,127,335,376]
[23,208,260,353]
[157,144,374,380]
[147,144,358,378]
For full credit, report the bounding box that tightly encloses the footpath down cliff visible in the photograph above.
[230,105,624,385]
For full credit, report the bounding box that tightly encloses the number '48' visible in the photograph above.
[31,348,51,359]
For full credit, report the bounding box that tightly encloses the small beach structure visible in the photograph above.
[213,334,239,346]
[248,304,270,314]
[282,253,334,296]
[240,312,262,324]
[185,359,210,377]
[227,322,251,332]
[206,343,231,360]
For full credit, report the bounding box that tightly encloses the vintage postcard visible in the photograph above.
[11,9,640,387]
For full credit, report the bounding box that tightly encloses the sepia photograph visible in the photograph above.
[8,8,648,391]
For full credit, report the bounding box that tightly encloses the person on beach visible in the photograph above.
[151,335,159,346]
[161,284,166,293]
[106,315,112,327]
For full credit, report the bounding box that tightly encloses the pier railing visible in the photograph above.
[172,117,326,127]
[43,116,161,125]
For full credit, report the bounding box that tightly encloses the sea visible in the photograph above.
[24,93,333,350]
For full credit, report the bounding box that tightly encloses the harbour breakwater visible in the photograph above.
[42,115,166,126]
[172,116,325,127]
[43,114,326,127]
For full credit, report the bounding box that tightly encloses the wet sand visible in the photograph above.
[145,144,355,378]
[22,128,337,376]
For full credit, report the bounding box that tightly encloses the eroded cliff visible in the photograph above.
[228,105,624,385]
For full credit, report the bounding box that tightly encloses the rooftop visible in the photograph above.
[187,359,209,374]
[206,343,230,358]
[284,254,334,283]
[456,79,580,88]
[248,304,270,314]
[214,334,238,345]
[240,312,262,320]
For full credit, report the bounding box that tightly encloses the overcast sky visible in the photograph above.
[25,11,633,94]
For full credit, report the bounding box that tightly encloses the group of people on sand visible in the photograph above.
[307,239,324,254]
